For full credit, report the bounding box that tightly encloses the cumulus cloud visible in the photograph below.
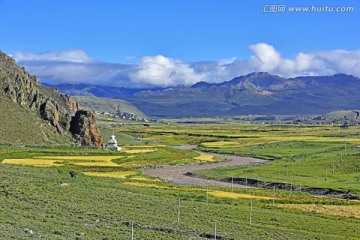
[312,49,360,76]
[130,55,206,87]
[249,43,281,71]
[12,45,360,88]
[248,43,328,77]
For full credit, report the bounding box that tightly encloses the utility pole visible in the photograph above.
[231,177,234,193]
[177,198,181,223]
[214,222,217,240]
[272,186,275,207]
[249,198,253,225]
[206,186,209,206]
[131,222,134,240]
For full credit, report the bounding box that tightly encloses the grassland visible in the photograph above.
[1,162,359,239]
[118,123,360,195]
[1,123,360,239]
[277,204,360,219]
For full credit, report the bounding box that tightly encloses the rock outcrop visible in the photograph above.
[0,50,102,146]
[70,110,102,146]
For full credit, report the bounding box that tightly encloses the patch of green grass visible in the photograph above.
[113,147,199,169]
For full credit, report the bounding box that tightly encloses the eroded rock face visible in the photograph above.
[70,110,102,147]
[0,50,101,146]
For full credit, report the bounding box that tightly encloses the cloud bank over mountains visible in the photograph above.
[12,43,360,88]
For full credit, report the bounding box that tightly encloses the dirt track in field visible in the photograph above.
[141,145,266,188]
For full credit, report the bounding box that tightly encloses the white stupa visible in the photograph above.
[106,134,121,151]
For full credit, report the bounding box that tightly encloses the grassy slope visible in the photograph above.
[0,92,70,145]
[1,163,359,239]
[75,96,146,117]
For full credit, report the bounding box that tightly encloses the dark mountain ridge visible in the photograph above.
[126,72,360,117]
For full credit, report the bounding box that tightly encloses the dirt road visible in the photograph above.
[141,146,266,188]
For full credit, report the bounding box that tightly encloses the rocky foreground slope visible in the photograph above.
[0,51,101,146]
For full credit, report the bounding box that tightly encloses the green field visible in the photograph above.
[119,123,360,194]
[1,123,360,239]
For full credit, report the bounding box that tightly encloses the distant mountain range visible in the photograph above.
[45,72,360,118]
[43,83,156,98]
[125,72,360,117]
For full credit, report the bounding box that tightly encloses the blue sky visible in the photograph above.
[1,0,360,87]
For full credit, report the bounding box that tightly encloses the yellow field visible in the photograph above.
[83,171,138,179]
[123,149,157,154]
[278,204,360,218]
[124,182,274,200]
[1,158,64,167]
[2,155,122,167]
[37,156,120,161]
[208,190,274,200]
[69,161,120,167]
[201,141,238,147]
[124,182,170,189]
[194,154,214,162]
[201,136,360,149]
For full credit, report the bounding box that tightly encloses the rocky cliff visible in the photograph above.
[0,50,102,146]
[70,110,102,146]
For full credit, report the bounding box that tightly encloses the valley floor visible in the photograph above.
[142,148,265,187]
[1,123,360,239]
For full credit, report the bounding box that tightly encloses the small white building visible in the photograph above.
[106,135,121,151]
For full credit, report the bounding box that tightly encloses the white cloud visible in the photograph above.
[246,43,360,78]
[12,49,92,63]
[12,45,360,88]
[13,49,139,87]
[249,43,281,72]
[130,55,206,87]
[312,49,360,77]
[247,43,323,76]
